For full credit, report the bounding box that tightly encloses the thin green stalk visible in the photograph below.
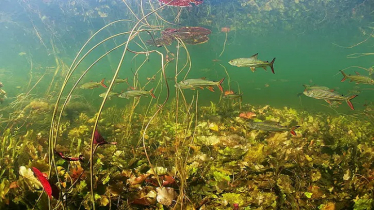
[88,4,169,209]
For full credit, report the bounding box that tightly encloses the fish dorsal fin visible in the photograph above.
[250,53,258,59]
[355,71,360,75]
[200,77,206,80]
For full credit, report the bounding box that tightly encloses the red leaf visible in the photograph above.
[94,130,117,146]
[94,130,107,145]
[32,167,52,198]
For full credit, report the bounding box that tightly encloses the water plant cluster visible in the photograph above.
[0,1,374,210]
[1,100,374,209]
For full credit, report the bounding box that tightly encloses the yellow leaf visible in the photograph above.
[209,123,219,132]
[100,195,109,206]
[305,155,313,162]
[19,166,42,189]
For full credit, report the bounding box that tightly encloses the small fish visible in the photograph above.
[297,84,333,97]
[229,53,276,74]
[99,91,120,99]
[247,121,299,136]
[175,77,225,92]
[79,78,107,89]
[118,88,156,99]
[303,88,358,110]
[223,90,242,100]
[111,78,128,84]
[340,70,374,85]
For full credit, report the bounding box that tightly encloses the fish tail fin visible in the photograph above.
[340,70,347,82]
[346,95,358,110]
[149,88,156,99]
[217,78,225,93]
[100,78,108,88]
[270,58,276,74]
[290,126,300,136]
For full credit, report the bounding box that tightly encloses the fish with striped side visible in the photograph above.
[175,77,225,93]
[79,78,107,89]
[303,88,358,110]
[340,70,374,85]
[118,88,156,99]
[229,53,276,74]
[247,121,300,136]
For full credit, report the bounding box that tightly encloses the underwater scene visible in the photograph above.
[1,0,374,209]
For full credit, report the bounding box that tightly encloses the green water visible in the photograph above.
[0,1,371,112]
[1,0,373,114]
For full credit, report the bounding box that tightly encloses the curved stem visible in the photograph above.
[88,4,169,209]
[48,19,131,184]
[219,32,228,57]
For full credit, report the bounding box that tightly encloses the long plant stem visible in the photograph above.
[219,32,228,57]
[88,4,169,209]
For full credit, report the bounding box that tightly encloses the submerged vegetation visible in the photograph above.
[0,0,374,209]
[1,102,374,209]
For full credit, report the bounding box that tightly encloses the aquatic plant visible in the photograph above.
[1,0,374,209]
[219,26,230,57]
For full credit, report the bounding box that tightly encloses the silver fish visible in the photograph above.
[340,70,374,85]
[247,121,299,135]
[99,91,120,99]
[80,78,107,89]
[303,88,358,110]
[222,91,242,100]
[229,53,275,74]
[175,78,225,92]
[118,88,156,99]
[111,78,129,84]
